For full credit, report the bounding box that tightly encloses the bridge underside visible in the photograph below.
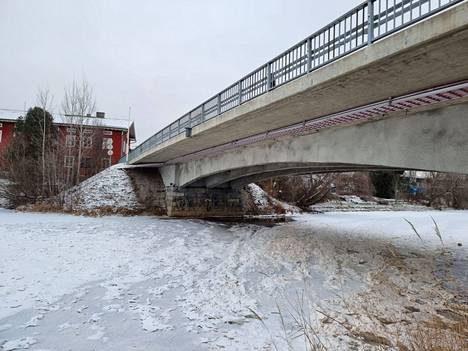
[188,163,400,189]
[148,101,468,216]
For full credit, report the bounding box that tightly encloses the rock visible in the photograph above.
[404,306,420,313]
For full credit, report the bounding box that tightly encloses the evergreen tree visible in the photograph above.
[370,171,401,199]
[15,107,56,159]
[1,107,57,205]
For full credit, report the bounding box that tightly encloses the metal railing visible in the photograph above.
[126,0,463,163]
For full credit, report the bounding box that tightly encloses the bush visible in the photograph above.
[334,172,374,196]
[259,174,334,210]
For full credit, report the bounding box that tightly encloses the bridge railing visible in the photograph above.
[126,0,463,163]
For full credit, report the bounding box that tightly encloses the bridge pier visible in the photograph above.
[165,186,244,218]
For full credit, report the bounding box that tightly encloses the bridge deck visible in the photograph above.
[131,1,468,165]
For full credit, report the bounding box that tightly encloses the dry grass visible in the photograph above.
[25,202,147,217]
[250,296,329,351]
[269,219,467,351]
[396,312,467,351]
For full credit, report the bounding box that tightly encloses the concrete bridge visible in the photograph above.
[124,0,468,216]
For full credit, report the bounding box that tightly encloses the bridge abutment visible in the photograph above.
[127,168,245,217]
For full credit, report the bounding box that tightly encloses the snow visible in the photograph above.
[246,184,270,209]
[342,195,367,204]
[0,179,10,209]
[59,165,142,214]
[246,183,301,214]
[0,209,466,350]
[1,337,37,351]
[0,110,131,131]
[311,195,430,212]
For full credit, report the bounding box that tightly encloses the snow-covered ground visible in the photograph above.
[310,195,429,212]
[0,209,466,350]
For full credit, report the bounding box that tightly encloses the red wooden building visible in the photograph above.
[0,110,136,179]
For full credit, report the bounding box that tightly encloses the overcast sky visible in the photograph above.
[0,0,361,144]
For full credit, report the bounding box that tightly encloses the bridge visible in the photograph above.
[123,0,468,217]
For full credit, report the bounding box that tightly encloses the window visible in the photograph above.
[66,134,76,147]
[103,130,113,136]
[122,140,127,155]
[64,156,74,168]
[102,137,113,150]
[0,130,2,143]
[84,129,93,134]
[81,157,92,169]
[102,157,111,169]
[67,127,76,134]
[83,136,93,149]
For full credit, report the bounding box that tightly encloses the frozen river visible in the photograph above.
[0,209,466,350]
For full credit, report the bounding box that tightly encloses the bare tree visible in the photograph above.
[36,88,55,195]
[425,172,468,209]
[61,79,96,184]
[259,173,335,209]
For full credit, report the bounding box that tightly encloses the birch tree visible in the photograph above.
[61,79,96,184]
[36,88,54,195]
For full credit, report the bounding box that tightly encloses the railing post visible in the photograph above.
[307,38,312,72]
[217,93,221,115]
[201,104,205,122]
[266,63,272,91]
[367,0,374,44]
[238,81,242,105]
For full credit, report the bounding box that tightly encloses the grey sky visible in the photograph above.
[0,0,361,144]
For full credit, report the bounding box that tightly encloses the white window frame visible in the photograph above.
[103,130,113,136]
[0,130,2,143]
[83,136,93,149]
[64,156,74,168]
[66,134,76,147]
[67,127,76,134]
[102,137,113,150]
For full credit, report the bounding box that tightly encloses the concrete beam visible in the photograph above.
[229,166,398,189]
[169,102,468,187]
[198,163,394,188]
[200,162,354,188]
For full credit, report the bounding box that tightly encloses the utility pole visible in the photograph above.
[126,106,131,163]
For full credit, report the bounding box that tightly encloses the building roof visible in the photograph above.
[0,109,136,141]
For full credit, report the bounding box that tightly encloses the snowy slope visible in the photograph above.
[246,183,301,215]
[0,179,10,209]
[60,165,142,214]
